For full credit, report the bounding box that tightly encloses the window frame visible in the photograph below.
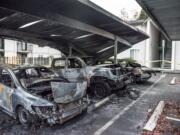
[0,68,16,89]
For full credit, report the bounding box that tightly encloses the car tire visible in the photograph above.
[91,81,111,99]
[17,106,32,126]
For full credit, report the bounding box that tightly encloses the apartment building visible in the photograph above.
[117,19,179,70]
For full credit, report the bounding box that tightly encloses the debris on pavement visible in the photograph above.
[169,77,180,85]
[88,94,116,112]
[170,77,177,85]
[142,102,180,135]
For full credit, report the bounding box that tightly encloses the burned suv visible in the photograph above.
[88,64,130,98]
[0,65,88,126]
[98,59,155,84]
[51,57,130,99]
[119,60,155,83]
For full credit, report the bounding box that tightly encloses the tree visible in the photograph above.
[133,11,139,20]
[138,10,148,20]
[120,8,129,21]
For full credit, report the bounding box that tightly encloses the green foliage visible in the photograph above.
[103,58,137,65]
[138,10,148,20]
[118,58,137,64]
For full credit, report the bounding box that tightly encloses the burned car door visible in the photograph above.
[51,58,67,78]
[0,68,14,113]
[51,57,87,82]
[51,81,87,103]
[65,58,86,82]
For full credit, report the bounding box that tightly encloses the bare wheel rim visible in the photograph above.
[19,109,28,124]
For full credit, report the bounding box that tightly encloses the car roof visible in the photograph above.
[0,64,14,69]
[13,65,47,70]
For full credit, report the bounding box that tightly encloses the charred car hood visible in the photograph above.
[51,81,87,104]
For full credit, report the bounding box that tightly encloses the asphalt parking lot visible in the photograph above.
[0,73,180,135]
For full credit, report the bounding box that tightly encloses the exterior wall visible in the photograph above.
[4,39,17,57]
[117,22,147,66]
[27,44,61,58]
[117,40,146,65]
[117,20,160,68]
[145,21,160,68]
[172,41,180,70]
[3,39,61,58]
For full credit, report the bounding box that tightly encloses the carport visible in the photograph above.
[0,1,179,135]
[0,0,148,64]
[136,0,180,41]
[136,0,180,70]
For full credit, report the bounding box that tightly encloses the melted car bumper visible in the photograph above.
[32,100,88,125]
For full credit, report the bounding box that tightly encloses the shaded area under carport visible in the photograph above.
[0,0,148,63]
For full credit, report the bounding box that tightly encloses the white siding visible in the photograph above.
[4,39,17,57]
[146,21,160,68]
[173,41,180,70]
[27,44,61,58]
[117,20,160,68]
[3,39,61,58]
[117,23,147,65]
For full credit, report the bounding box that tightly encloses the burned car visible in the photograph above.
[51,57,137,99]
[89,64,131,98]
[98,59,155,84]
[119,60,156,83]
[0,65,88,126]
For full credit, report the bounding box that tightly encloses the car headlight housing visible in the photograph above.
[31,105,54,114]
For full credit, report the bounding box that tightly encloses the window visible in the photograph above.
[27,44,33,52]
[0,69,14,88]
[0,52,4,57]
[130,49,140,61]
[17,53,27,65]
[39,67,54,77]
[17,42,27,51]
[25,68,39,78]
[54,59,66,69]
[67,59,82,68]
[0,38,4,49]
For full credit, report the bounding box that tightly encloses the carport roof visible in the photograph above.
[136,0,180,41]
[0,0,148,61]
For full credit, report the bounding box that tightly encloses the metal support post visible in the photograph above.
[161,40,165,69]
[114,36,118,64]
[69,46,72,56]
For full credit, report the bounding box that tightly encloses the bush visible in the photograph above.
[118,58,137,64]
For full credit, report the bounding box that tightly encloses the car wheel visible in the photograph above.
[91,82,111,99]
[17,107,31,126]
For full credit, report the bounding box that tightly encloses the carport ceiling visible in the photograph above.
[136,0,180,41]
[0,0,148,61]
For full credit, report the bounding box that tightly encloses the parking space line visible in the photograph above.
[93,74,166,135]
